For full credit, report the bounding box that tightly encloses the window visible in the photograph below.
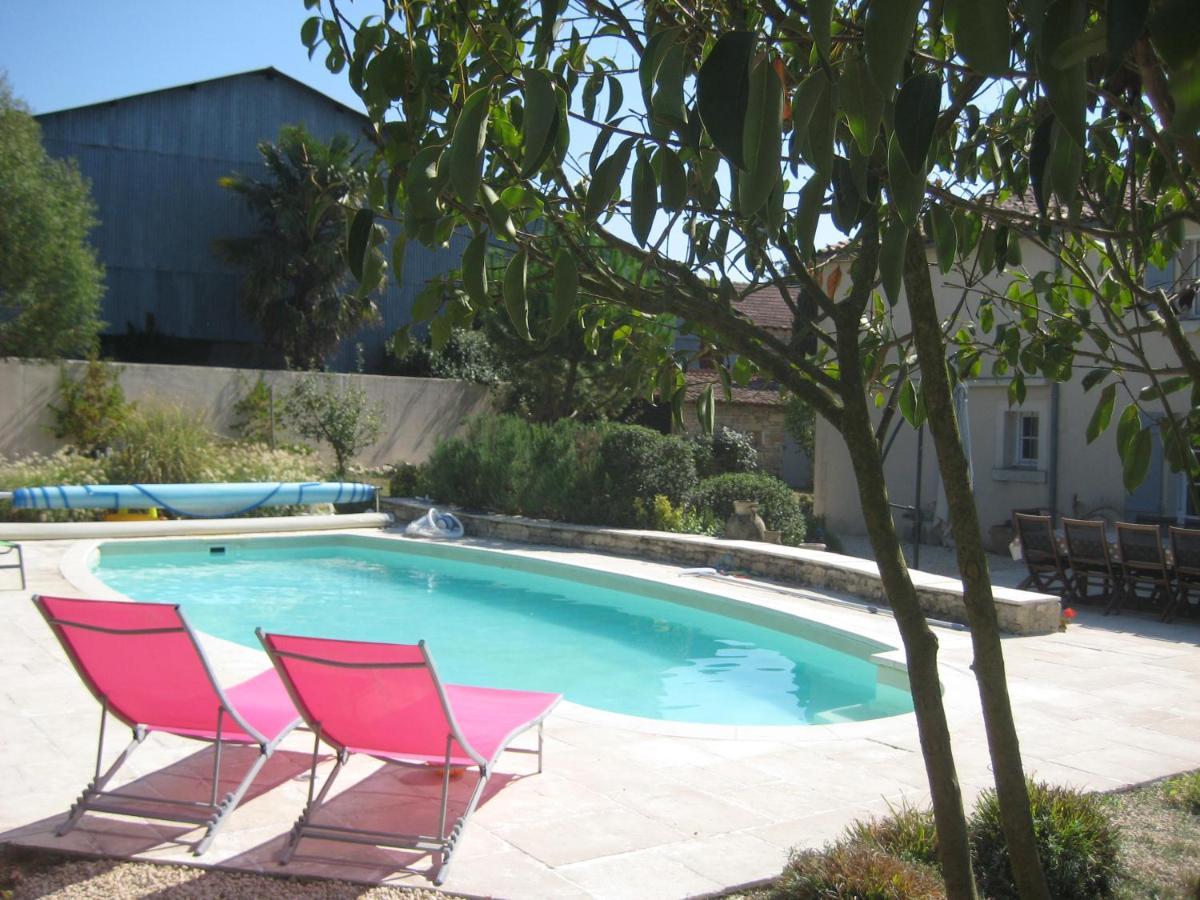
[1002,411,1040,469]
[1146,238,1199,320]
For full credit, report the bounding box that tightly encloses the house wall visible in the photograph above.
[679,402,807,485]
[814,238,1200,538]
[0,358,494,469]
[36,69,467,372]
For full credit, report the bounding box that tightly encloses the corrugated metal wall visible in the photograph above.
[37,69,462,371]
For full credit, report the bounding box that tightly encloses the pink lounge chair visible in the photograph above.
[258,630,561,885]
[34,595,301,854]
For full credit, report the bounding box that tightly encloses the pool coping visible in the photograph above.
[59,528,930,742]
[386,499,1061,636]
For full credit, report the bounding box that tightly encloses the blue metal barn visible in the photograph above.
[37,67,465,371]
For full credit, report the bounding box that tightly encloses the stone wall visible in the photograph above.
[387,499,1060,635]
[680,402,789,478]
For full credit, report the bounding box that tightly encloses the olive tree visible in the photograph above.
[301,0,1198,894]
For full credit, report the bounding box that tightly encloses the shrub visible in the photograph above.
[389,462,425,498]
[106,404,214,484]
[590,425,697,526]
[844,803,940,870]
[197,441,329,516]
[1165,772,1200,815]
[691,472,808,545]
[286,374,383,479]
[690,426,761,477]
[0,450,106,522]
[48,355,128,455]
[970,781,1122,900]
[769,843,945,900]
[230,374,282,445]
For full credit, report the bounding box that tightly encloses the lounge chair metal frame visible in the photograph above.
[259,631,557,885]
[1013,513,1075,602]
[35,596,300,855]
[1113,522,1177,618]
[1062,517,1120,607]
[1169,526,1200,622]
[0,540,25,590]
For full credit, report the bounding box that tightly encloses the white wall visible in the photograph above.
[0,359,494,469]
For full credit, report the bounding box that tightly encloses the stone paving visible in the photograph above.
[1,530,1198,899]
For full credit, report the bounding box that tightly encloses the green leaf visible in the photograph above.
[929,203,957,274]
[448,86,490,208]
[639,28,682,116]
[503,247,532,341]
[894,73,942,174]
[631,150,657,245]
[1087,383,1117,443]
[481,184,517,241]
[1081,368,1109,391]
[1122,426,1153,492]
[1104,0,1142,75]
[794,174,827,259]
[346,208,374,282]
[658,148,687,211]
[462,230,490,309]
[865,0,923,93]
[808,0,833,62]
[898,379,920,426]
[1028,115,1054,217]
[1049,119,1084,205]
[840,50,885,156]
[697,31,755,169]
[430,313,452,352]
[738,56,784,217]
[301,16,321,49]
[1040,0,1088,147]
[945,0,1011,75]
[650,43,688,129]
[697,383,716,436]
[830,156,862,233]
[605,75,624,122]
[717,365,733,401]
[670,384,686,431]
[880,217,907,306]
[550,249,578,337]
[791,70,834,177]
[1116,402,1141,454]
[887,133,925,227]
[585,137,634,221]
[521,69,559,177]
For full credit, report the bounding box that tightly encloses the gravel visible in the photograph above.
[1,847,451,900]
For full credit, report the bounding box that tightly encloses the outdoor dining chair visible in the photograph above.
[0,540,25,589]
[1062,518,1120,606]
[1169,526,1200,621]
[34,595,302,854]
[258,630,561,885]
[1113,522,1177,618]
[1013,513,1075,602]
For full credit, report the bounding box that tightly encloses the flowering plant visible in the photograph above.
[1059,607,1077,632]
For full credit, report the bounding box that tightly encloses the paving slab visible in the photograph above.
[1,531,1198,899]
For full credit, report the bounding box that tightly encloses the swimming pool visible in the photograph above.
[91,535,913,726]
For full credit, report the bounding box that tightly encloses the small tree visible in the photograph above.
[286,373,383,479]
[217,125,386,369]
[49,354,128,456]
[0,77,104,358]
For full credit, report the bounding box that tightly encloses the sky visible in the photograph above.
[1,0,841,255]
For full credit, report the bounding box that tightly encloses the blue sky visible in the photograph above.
[0,1,360,115]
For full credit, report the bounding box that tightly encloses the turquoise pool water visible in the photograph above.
[92,536,913,726]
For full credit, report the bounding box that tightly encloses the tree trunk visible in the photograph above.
[903,230,1051,900]
[834,315,980,899]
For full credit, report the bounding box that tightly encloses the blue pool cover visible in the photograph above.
[11,482,376,518]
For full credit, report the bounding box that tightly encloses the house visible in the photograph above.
[674,284,814,488]
[36,68,466,372]
[811,221,1200,543]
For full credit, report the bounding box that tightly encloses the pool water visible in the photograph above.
[93,536,913,726]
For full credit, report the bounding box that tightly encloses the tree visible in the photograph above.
[0,76,104,358]
[307,1,1198,895]
[286,373,383,479]
[217,125,387,369]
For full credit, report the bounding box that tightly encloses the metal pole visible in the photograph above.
[914,425,923,571]
[269,385,276,450]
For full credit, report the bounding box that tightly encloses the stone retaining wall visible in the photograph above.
[386,499,1061,635]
